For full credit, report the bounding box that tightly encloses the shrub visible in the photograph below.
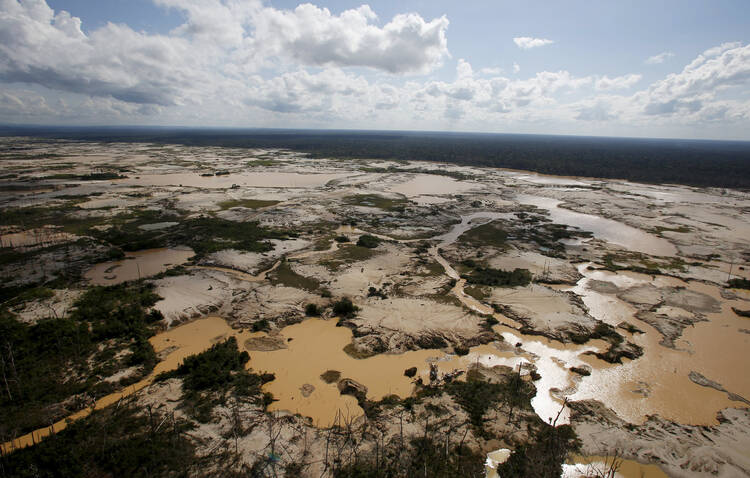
[356,234,380,248]
[333,297,359,317]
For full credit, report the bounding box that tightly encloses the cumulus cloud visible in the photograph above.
[0,2,749,136]
[250,4,449,74]
[244,68,369,113]
[595,74,642,90]
[0,0,450,112]
[0,0,204,106]
[645,51,674,64]
[642,43,750,117]
[513,36,554,50]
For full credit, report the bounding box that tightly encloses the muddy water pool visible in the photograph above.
[516,194,677,256]
[387,174,479,199]
[567,267,749,425]
[120,172,351,189]
[84,247,194,285]
[564,455,669,478]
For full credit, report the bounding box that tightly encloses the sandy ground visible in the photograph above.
[2,137,750,476]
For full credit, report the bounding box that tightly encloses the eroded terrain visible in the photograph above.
[1,137,749,477]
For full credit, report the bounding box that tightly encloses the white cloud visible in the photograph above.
[595,74,642,90]
[0,3,749,138]
[0,0,450,113]
[645,51,674,64]
[250,4,450,74]
[642,43,750,116]
[480,66,502,76]
[513,36,554,50]
[0,0,205,106]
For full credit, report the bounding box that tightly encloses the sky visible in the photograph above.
[1,0,750,140]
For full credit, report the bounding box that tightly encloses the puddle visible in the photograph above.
[568,267,749,425]
[564,455,669,478]
[387,174,479,198]
[516,194,677,257]
[120,172,350,189]
[84,247,194,285]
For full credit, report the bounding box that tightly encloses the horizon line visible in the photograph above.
[2,123,750,145]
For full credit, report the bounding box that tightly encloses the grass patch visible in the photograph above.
[463,267,531,287]
[458,221,508,248]
[319,244,380,271]
[343,194,409,211]
[216,199,280,210]
[268,260,320,291]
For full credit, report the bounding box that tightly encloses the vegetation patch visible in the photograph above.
[356,234,380,248]
[0,283,162,437]
[464,284,491,301]
[246,159,278,167]
[728,278,750,290]
[268,260,320,291]
[463,267,531,287]
[173,216,289,256]
[333,297,359,318]
[320,244,381,271]
[344,194,409,212]
[156,337,274,422]
[216,199,280,210]
[459,221,508,248]
[320,370,341,383]
[0,398,201,478]
[653,224,692,235]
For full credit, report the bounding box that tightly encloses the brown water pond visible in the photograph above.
[84,247,194,285]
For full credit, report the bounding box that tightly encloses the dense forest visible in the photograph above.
[2,126,749,189]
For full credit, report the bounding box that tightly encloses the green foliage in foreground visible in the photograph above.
[0,398,199,478]
[495,424,581,478]
[0,283,162,438]
[334,436,485,478]
[159,337,250,391]
[156,337,274,422]
[463,266,532,287]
